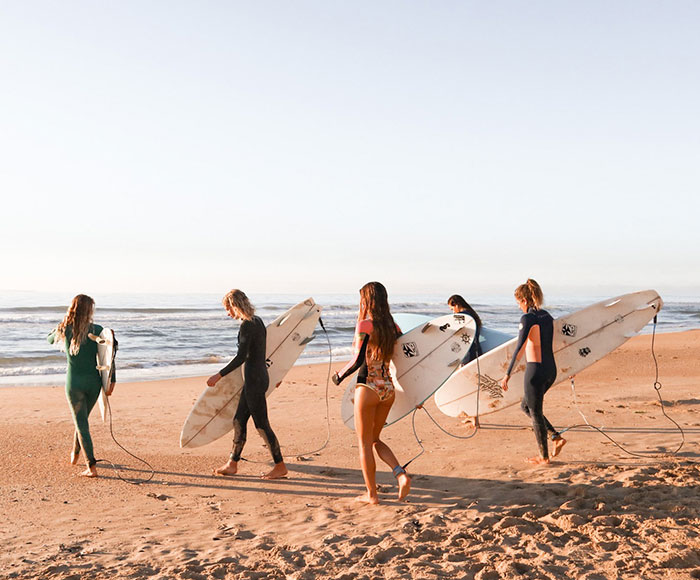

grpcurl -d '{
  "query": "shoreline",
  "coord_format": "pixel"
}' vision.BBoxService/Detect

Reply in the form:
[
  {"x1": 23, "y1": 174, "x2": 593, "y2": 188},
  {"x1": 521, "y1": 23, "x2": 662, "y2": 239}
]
[
  {"x1": 1, "y1": 326, "x2": 694, "y2": 389},
  {"x1": 1, "y1": 330, "x2": 699, "y2": 579}
]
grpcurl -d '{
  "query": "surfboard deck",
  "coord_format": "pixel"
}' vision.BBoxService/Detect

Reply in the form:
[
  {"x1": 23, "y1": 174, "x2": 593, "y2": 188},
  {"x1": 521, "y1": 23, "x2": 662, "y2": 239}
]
[
  {"x1": 340, "y1": 312, "x2": 477, "y2": 430},
  {"x1": 393, "y1": 313, "x2": 513, "y2": 354},
  {"x1": 95, "y1": 327, "x2": 116, "y2": 422},
  {"x1": 180, "y1": 298, "x2": 322, "y2": 448},
  {"x1": 434, "y1": 290, "x2": 663, "y2": 418}
]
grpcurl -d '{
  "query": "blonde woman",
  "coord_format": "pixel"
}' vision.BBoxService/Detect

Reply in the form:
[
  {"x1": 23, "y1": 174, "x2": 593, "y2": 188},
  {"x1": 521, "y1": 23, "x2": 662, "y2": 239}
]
[
  {"x1": 48, "y1": 294, "x2": 116, "y2": 478},
  {"x1": 207, "y1": 290, "x2": 287, "y2": 480},
  {"x1": 332, "y1": 282, "x2": 411, "y2": 505},
  {"x1": 501, "y1": 279, "x2": 566, "y2": 464}
]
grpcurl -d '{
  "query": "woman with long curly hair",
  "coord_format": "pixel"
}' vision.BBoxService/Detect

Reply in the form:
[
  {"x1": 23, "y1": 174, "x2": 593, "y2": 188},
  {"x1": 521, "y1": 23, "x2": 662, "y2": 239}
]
[
  {"x1": 501, "y1": 279, "x2": 566, "y2": 464},
  {"x1": 332, "y1": 282, "x2": 411, "y2": 504},
  {"x1": 48, "y1": 294, "x2": 116, "y2": 477},
  {"x1": 207, "y1": 289, "x2": 287, "y2": 480}
]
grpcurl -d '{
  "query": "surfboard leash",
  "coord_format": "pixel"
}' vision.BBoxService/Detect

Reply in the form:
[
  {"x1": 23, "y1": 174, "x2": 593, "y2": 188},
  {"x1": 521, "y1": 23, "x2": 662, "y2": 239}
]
[
  {"x1": 98, "y1": 392, "x2": 156, "y2": 484},
  {"x1": 559, "y1": 315, "x2": 686, "y2": 460},
  {"x1": 401, "y1": 351, "x2": 485, "y2": 470},
  {"x1": 241, "y1": 316, "x2": 333, "y2": 465}
]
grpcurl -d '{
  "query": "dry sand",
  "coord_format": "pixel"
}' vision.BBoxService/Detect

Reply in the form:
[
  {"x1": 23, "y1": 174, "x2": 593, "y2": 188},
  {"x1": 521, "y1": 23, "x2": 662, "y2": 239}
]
[{"x1": 1, "y1": 330, "x2": 699, "y2": 579}]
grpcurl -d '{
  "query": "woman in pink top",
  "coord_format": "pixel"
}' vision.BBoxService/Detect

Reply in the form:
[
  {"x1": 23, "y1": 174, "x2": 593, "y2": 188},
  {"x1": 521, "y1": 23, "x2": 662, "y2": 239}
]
[{"x1": 333, "y1": 282, "x2": 411, "y2": 505}]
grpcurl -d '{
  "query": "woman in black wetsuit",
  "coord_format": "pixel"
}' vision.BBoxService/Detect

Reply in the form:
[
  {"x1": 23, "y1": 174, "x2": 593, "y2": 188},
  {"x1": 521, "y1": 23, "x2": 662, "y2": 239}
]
[
  {"x1": 447, "y1": 294, "x2": 483, "y2": 365},
  {"x1": 206, "y1": 289, "x2": 287, "y2": 480},
  {"x1": 501, "y1": 279, "x2": 566, "y2": 464}
]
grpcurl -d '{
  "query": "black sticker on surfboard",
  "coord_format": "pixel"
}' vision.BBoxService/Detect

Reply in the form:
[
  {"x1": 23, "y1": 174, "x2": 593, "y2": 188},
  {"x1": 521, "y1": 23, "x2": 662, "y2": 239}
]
[
  {"x1": 579, "y1": 347, "x2": 591, "y2": 358},
  {"x1": 291, "y1": 332, "x2": 301, "y2": 342},
  {"x1": 454, "y1": 314, "x2": 465, "y2": 323},
  {"x1": 402, "y1": 342, "x2": 419, "y2": 358},
  {"x1": 450, "y1": 342, "x2": 461, "y2": 353},
  {"x1": 439, "y1": 323, "x2": 451, "y2": 332},
  {"x1": 479, "y1": 374, "x2": 503, "y2": 399},
  {"x1": 561, "y1": 323, "x2": 577, "y2": 337},
  {"x1": 265, "y1": 358, "x2": 273, "y2": 368},
  {"x1": 460, "y1": 333, "x2": 471, "y2": 344}
]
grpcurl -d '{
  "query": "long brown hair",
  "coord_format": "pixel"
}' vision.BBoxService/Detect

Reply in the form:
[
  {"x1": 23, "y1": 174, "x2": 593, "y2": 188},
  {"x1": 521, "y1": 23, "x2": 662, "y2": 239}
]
[
  {"x1": 55, "y1": 294, "x2": 95, "y2": 355},
  {"x1": 514, "y1": 279, "x2": 544, "y2": 310},
  {"x1": 358, "y1": 282, "x2": 398, "y2": 363},
  {"x1": 222, "y1": 289, "x2": 255, "y2": 321},
  {"x1": 447, "y1": 294, "x2": 482, "y2": 327}
]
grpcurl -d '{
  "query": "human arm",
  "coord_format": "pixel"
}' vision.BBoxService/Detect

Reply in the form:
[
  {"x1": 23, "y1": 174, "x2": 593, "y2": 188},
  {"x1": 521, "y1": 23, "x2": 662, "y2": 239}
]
[
  {"x1": 208, "y1": 321, "x2": 251, "y2": 387},
  {"x1": 502, "y1": 315, "x2": 532, "y2": 389},
  {"x1": 332, "y1": 320, "x2": 372, "y2": 385}
]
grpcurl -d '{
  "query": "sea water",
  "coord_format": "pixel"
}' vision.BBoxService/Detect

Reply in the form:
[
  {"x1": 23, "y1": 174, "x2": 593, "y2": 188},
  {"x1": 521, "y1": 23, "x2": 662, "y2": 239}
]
[{"x1": 1, "y1": 291, "x2": 698, "y2": 386}]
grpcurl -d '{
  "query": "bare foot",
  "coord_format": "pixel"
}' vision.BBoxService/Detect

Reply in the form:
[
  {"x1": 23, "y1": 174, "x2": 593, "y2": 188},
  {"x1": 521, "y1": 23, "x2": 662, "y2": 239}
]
[
  {"x1": 214, "y1": 459, "x2": 238, "y2": 476},
  {"x1": 70, "y1": 451, "x2": 79, "y2": 465},
  {"x1": 551, "y1": 437, "x2": 567, "y2": 458},
  {"x1": 80, "y1": 466, "x2": 97, "y2": 477},
  {"x1": 261, "y1": 462, "x2": 288, "y2": 480},
  {"x1": 397, "y1": 473, "x2": 412, "y2": 500},
  {"x1": 354, "y1": 493, "x2": 379, "y2": 505},
  {"x1": 525, "y1": 456, "x2": 551, "y2": 465}
]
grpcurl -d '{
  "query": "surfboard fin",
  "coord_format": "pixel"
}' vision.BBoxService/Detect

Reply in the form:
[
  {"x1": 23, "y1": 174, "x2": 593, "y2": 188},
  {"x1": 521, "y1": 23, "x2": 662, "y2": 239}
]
[
  {"x1": 421, "y1": 323, "x2": 431, "y2": 333},
  {"x1": 605, "y1": 299, "x2": 622, "y2": 308},
  {"x1": 447, "y1": 359, "x2": 461, "y2": 367},
  {"x1": 299, "y1": 335, "x2": 315, "y2": 346}
]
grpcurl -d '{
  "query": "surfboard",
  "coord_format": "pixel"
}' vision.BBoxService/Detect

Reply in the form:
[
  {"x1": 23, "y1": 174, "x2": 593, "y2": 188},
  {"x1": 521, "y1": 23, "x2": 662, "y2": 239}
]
[
  {"x1": 393, "y1": 313, "x2": 513, "y2": 354},
  {"x1": 180, "y1": 298, "x2": 322, "y2": 448},
  {"x1": 340, "y1": 312, "x2": 477, "y2": 430},
  {"x1": 95, "y1": 327, "x2": 116, "y2": 422},
  {"x1": 434, "y1": 290, "x2": 663, "y2": 419}
]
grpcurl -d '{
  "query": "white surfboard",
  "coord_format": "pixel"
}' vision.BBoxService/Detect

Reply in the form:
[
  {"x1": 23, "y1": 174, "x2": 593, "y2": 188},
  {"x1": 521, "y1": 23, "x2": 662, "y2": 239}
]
[
  {"x1": 340, "y1": 312, "x2": 477, "y2": 430},
  {"x1": 180, "y1": 298, "x2": 322, "y2": 448},
  {"x1": 434, "y1": 290, "x2": 663, "y2": 419},
  {"x1": 95, "y1": 327, "x2": 116, "y2": 422},
  {"x1": 393, "y1": 313, "x2": 513, "y2": 354}
]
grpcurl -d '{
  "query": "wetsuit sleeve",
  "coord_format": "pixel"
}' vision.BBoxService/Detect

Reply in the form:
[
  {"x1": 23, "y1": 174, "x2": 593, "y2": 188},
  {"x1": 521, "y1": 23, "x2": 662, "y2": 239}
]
[
  {"x1": 219, "y1": 321, "x2": 251, "y2": 377},
  {"x1": 506, "y1": 315, "x2": 533, "y2": 376},
  {"x1": 111, "y1": 334, "x2": 118, "y2": 383},
  {"x1": 336, "y1": 333, "x2": 369, "y2": 384}
]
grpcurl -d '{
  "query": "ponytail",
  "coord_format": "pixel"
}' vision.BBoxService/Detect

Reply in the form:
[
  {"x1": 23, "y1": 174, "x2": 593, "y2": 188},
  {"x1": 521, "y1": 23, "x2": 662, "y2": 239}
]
[{"x1": 514, "y1": 278, "x2": 544, "y2": 310}]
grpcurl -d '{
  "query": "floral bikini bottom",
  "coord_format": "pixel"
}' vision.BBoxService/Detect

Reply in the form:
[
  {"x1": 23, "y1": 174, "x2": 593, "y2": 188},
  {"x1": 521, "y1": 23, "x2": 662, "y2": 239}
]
[{"x1": 356, "y1": 362, "x2": 395, "y2": 402}]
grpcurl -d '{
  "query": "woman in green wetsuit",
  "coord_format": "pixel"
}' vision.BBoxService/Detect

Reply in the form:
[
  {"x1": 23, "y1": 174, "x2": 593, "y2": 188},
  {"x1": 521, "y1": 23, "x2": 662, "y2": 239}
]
[{"x1": 48, "y1": 294, "x2": 116, "y2": 478}]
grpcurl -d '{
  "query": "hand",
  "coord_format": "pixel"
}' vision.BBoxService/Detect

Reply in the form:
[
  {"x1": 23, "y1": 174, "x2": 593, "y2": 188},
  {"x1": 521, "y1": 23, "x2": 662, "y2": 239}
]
[
  {"x1": 501, "y1": 375, "x2": 509, "y2": 391},
  {"x1": 331, "y1": 372, "x2": 340, "y2": 386},
  {"x1": 106, "y1": 382, "x2": 116, "y2": 396},
  {"x1": 207, "y1": 373, "x2": 222, "y2": 387}
]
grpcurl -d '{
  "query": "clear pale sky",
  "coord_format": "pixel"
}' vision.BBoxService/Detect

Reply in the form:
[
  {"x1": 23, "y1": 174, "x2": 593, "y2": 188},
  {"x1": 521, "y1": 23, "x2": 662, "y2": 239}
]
[{"x1": 1, "y1": 1, "x2": 698, "y2": 298}]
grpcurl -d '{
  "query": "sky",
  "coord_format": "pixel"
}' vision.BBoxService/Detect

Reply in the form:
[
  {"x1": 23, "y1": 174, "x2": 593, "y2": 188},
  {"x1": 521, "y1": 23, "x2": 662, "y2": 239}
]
[{"x1": 1, "y1": 1, "x2": 698, "y2": 299}]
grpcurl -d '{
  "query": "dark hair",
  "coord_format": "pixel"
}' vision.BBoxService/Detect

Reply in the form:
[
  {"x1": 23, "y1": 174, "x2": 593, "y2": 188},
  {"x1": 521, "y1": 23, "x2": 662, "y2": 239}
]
[
  {"x1": 359, "y1": 282, "x2": 399, "y2": 363},
  {"x1": 514, "y1": 279, "x2": 544, "y2": 310},
  {"x1": 447, "y1": 294, "x2": 482, "y2": 327}
]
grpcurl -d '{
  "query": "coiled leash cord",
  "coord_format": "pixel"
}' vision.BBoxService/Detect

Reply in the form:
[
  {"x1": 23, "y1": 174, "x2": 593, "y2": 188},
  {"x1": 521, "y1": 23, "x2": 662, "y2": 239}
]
[
  {"x1": 97, "y1": 391, "x2": 155, "y2": 484},
  {"x1": 559, "y1": 315, "x2": 685, "y2": 459}
]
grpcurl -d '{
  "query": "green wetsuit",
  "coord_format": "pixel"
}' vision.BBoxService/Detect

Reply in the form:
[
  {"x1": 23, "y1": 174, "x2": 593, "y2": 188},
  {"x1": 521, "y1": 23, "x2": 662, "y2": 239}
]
[{"x1": 48, "y1": 324, "x2": 116, "y2": 467}]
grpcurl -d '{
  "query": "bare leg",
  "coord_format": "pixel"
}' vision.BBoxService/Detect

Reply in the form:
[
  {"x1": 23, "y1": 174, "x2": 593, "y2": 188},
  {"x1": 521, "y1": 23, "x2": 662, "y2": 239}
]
[
  {"x1": 371, "y1": 393, "x2": 411, "y2": 501},
  {"x1": 354, "y1": 387, "x2": 380, "y2": 505}
]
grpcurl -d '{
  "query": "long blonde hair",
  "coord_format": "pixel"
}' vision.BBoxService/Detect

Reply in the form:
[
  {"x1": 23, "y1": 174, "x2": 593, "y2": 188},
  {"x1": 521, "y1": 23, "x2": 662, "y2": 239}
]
[
  {"x1": 222, "y1": 289, "x2": 255, "y2": 321},
  {"x1": 55, "y1": 294, "x2": 95, "y2": 355},
  {"x1": 514, "y1": 279, "x2": 544, "y2": 310},
  {"x1": 358, "y1": 282, "x2": 398, "y2": 363}
]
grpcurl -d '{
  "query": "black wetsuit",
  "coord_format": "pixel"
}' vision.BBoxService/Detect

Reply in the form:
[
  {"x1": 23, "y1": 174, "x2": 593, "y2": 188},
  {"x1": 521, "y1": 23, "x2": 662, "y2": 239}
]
[
  {"x1": 506, "y1": 308, "x2": 559, "y2": 459},
  {"x1": 220, "y1": 316, "x2": 282, "y2": 464},
  {"x1": 457, "y1": 310, "x2": 482, "y2": 365}
]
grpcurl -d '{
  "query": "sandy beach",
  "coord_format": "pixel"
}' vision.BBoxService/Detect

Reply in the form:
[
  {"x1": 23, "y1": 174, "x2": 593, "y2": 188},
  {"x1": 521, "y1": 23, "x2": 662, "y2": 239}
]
[{"x1": 1, "y1": 330, "x2": 699, "y2": 579}]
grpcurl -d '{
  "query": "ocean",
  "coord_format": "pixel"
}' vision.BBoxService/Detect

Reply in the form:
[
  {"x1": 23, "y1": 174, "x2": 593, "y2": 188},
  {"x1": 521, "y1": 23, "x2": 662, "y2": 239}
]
[{"x1": 1, "y1": 291, "x2": 698, "y2": 386}]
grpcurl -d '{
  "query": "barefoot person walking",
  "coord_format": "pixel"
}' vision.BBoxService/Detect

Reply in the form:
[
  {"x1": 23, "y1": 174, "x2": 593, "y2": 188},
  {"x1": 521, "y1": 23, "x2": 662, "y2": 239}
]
[
  {"x1": 501, "y1": 279, "x2": 566, "y2": 464},
  {"x1": 48, "y1": 294, "x2": 116, "y2": 478},
  {"x1": 207, "y1": 290, "x2": 287, "y2": 480},
  {"x1": 332, "y1": 282, "x2": 411, "y2": 504}
]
